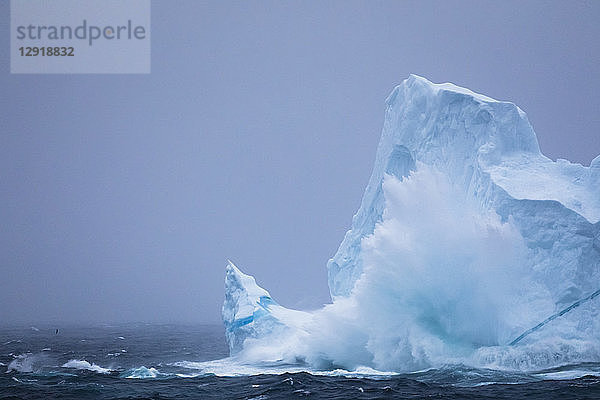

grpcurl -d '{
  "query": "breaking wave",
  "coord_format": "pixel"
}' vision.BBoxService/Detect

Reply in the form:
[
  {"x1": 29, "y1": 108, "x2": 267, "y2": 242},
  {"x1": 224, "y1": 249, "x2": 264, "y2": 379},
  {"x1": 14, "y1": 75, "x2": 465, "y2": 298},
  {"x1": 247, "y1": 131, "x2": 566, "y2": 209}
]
[
  {"x1": 225, "y1": 164, "x2": 600, "y2": 372},
  {"x1": 120, "y1": 366, "x2": 165, "y2": 379},
  {"x1": 61, "y1": 360, "x2": 113, "y2": 374}
]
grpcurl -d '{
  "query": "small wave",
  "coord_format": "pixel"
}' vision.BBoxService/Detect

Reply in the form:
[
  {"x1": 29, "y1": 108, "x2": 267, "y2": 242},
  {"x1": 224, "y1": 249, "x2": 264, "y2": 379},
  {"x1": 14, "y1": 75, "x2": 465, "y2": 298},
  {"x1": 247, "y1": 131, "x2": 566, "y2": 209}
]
[
  {"x1": 173, "y1": 359, "x2": 307, "y2": 377},
  {"x1": 293, "y1": 389, "x2": 311, "y2": 395},
  {"x1": 121, "y1": 366, "x2": 166, "y2": 379},
  {"x1": 320, "y1": 366, "x2": 398, "y2": 378},
  {"x1": 472, "y1": 381, "x2": 522, "y2": 387},
  {"x1": 175, "y1": 373, "x2": 203, "y2": 378},
  {"x1": 535, "y1": 369, "x2": 600, "y2": 380},
  {"x1": 11, "y1": 376, "x2": 38, "y2": 384},
  {"x1": 61, "y1": 360, "x2": 112, "y2": 374},
  {"x1": 173, "y1": 358, "x2": 398, "y2": 379},
  {"x1": 7, "y1": 353, "x2": 37, "y2": 373}
]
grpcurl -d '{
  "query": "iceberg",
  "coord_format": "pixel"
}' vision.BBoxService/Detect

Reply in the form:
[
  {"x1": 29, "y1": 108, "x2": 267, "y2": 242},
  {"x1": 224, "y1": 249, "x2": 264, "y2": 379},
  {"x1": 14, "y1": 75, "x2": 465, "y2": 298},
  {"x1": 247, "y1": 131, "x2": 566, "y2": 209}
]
[{"x1": 222, "y1": 75, "x2": 600, "y2": 371}]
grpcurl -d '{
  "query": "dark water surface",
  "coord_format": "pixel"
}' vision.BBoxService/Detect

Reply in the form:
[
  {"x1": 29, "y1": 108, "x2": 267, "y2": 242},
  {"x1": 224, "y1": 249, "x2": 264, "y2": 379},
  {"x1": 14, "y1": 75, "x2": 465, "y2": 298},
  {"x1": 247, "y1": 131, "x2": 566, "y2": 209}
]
[{"x1": 1, "y1": 324, "x2": 599, "y2": 399}]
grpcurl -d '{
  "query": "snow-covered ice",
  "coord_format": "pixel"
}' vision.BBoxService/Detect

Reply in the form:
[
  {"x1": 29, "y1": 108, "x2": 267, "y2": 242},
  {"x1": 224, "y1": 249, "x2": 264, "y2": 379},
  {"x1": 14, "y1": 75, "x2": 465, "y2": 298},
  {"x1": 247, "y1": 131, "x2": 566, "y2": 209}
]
[{"x1": 222, "y1": 75, "x2": 600, "y2": 372}]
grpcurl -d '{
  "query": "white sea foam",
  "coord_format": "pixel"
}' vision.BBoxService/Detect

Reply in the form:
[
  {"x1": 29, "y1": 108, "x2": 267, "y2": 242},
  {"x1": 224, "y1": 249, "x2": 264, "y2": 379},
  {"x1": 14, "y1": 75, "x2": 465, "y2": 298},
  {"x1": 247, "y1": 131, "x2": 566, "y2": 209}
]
[
  {"x1": 61, "y1": 360, "x2": 112, "y2": 374},
  {"x1": 173, "y1": 358, "x2": 398, "y2": 379},
  {"x1": 223, "y1": 166, "x2": 545, "y2": 371},
  {"x1": 121, "y1": 366, "x2": 164, "y2": 379},
  {"x1": 7, "y1": 353, "x2": 38, "y2": 373},
  {"x1": 535, "y1": 370, "x2": 598, "y2": 380}
]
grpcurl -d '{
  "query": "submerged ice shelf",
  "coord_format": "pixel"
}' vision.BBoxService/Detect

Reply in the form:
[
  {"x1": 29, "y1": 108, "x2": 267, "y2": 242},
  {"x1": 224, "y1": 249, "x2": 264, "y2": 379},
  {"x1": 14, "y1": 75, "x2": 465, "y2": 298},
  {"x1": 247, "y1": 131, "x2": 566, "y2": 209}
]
[{"x1": 222, "y1": 75, "x2": 600, "y2": 372}]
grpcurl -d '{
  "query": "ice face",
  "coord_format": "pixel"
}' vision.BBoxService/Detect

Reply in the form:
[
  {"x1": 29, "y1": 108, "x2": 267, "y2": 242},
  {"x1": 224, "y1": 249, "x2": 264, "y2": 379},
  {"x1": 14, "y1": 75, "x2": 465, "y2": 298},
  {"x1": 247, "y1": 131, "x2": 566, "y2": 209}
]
[
  {"x1": 222, "y1": 75, "x2": 600, "y2": 371},
  {"x1": 223, "y1": 261, "x2": 311, "y2": 356},
  {"x1": 332, "y1": 74, "x2": 552, "y2": 298},
  {"x1": 222, "y1": 261, "x2": 275, "y2": 354}
]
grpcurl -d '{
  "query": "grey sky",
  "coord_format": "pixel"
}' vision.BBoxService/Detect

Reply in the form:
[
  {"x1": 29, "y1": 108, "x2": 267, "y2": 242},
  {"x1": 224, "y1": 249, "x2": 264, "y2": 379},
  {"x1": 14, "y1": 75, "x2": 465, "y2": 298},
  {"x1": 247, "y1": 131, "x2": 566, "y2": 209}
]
[{"x1": 1, "y1": 0, "x2": 599, "y2": 324}]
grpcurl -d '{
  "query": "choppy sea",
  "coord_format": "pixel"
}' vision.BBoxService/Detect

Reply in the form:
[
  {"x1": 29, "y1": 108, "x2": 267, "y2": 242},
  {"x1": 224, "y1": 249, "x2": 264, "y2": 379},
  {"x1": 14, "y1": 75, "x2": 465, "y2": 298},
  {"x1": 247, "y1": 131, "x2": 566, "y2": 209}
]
[{"x1": 1, "y1": 324, "x2": 599, "y2": 399}]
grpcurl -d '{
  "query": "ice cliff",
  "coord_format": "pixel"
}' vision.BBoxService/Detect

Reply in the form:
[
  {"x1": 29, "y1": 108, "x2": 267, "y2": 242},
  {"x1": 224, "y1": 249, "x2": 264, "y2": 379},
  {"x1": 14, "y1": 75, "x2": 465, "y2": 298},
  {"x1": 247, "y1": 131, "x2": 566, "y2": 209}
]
[{"x1": 222, "y1": 75, "x2": 600, "y2": 371}]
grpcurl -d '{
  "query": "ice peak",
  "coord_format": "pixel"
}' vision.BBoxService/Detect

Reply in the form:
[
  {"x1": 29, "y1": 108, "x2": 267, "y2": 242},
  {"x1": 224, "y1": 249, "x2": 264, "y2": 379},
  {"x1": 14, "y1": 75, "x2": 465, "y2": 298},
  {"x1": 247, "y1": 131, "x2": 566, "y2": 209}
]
[
  {"x1": 223, "y1": 261, "x2": 279, "y2": 353},
  {"x1": 401, "y1": 74, "x2": 500, "y2": 104},
  {"x1": 328, "y1": 74, "x2": 543, "y2": 298},
  {"x1": 224, "y1": 260, "x2": 272, "y2": 310},
  {"x1": 226, "y1": 260, "x2": 268, "y2": 294}
]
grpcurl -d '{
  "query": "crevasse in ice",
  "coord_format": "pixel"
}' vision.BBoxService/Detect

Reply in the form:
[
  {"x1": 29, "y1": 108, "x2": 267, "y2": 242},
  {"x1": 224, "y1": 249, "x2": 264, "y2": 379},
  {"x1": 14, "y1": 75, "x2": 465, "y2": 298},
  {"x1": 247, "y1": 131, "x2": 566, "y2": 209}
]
[{"x1": 222, "y1": 75, "x2": 600, "y2": 371}]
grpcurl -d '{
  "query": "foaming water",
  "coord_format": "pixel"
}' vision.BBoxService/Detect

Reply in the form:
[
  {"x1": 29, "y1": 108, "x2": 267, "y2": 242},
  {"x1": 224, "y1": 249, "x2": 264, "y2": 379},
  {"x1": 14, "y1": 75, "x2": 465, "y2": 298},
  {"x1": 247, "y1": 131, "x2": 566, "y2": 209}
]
[
  {"x1": 336, "y1": 166, "x2": 533, "y2": 370},
  {"x1": 62, "y1": 360, "x2": 113, "y2": 374},
  {"x1": 225, "y1": 165, "x2": 599, "y2": 373},
  {"x1": 225, "y1": 163, "x2": 600, "y2": 377},
  {"x1": 120, "y1": 366, "x2": 165, "y2": 379},
  {"x1": 1, "y1": 324, "x2": 598, "y2": 399}
]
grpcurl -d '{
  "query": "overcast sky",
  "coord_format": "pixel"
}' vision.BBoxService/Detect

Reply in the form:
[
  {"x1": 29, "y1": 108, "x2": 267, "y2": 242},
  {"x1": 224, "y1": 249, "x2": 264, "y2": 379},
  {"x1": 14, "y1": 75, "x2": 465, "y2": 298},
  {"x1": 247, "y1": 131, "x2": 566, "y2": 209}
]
[{"x1": 1, "y1": 0, "x2": 599, "y2": 324}]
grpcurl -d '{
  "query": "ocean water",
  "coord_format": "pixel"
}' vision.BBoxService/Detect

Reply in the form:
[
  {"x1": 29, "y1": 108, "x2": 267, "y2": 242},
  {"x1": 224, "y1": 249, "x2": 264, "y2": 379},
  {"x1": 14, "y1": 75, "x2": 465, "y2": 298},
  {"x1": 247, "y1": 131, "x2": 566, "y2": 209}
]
[{"x1": 1, "y1": 324, "x2": 599, "y2": 400}]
